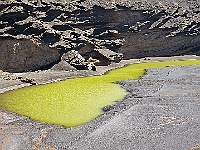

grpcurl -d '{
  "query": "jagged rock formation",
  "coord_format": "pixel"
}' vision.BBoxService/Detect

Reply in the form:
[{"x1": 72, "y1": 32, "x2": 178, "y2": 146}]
[
  {"x1": 61, "y1": 50, "x2": 87, "y2": 70},
  {"x1": 0, "y1": 0, "x2": 199, "y2": 72},
  {"x1": 79, "y1": 47, "x2": 123, "y2": 66}
]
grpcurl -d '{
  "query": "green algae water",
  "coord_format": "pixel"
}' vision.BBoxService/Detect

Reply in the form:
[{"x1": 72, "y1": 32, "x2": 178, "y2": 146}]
[{"x1": 0, "y1": 60, "x2": 200, "y2": 127}]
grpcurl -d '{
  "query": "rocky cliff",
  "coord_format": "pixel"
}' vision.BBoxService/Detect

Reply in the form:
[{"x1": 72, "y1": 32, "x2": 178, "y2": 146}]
[{"x1": 0, "y1": 0, "x2": 199, "y2": 72}]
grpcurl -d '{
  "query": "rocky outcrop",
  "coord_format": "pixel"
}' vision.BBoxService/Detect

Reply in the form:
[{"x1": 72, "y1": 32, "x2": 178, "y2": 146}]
[
  {"x1": 93, "y1": 48, "x2": 123, "y2": 65},
  {"x1": 51, "y1": 60, "x2": 77, "y2": 71},
  {"x1": 79, "y1": 46, "x2": 123, "y2": 66},
  {"x1": 61, "y1": 50, "x2": 87, "y2": 70},
  {"x1": 0, "y1": 39, "x2": 60, "y2": 72},
  {"x1": 119, "y1": 29, "x2": 200, "y2": 59},
  {"x1": 0, "y1": 0, "x2": 199, "y2": 71}
]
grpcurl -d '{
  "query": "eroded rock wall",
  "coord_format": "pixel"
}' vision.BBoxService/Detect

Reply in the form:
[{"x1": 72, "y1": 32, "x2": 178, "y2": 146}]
[
  {"x1": 0, "y1": 0, "x2": 199, "y2": 71},
  {"x1": 0, "y1": 39, "x2": 60, "y2": 72},
  {"x1": 119, "y1": 29, "x2": 200, "y2": 59}
]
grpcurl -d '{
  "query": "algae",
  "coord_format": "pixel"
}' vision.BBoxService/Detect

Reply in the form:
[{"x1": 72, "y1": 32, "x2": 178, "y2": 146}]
[{"x1": 0, "y1": 60, "x2": 200, "y2": 127}]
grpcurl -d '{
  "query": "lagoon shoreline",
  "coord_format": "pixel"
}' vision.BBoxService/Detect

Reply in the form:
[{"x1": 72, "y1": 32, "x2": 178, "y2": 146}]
[{"x1": 1, "y1": 55, "x2": 200, "y2": 94}]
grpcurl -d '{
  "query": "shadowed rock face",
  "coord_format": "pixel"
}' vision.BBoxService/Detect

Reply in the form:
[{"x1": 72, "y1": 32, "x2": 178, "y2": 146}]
[{"x1": 0, "y1": 0, "x2": 200, "y2": 71}]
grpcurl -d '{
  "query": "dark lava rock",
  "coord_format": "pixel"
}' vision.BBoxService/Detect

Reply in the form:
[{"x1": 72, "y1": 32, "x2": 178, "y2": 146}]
[{"x1": 0, "y1": 0, "x2": 199, "y2": 72}]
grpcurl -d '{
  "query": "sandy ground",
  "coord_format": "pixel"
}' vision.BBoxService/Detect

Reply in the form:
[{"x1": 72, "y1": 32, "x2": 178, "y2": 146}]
[{"x1": 0, "y1": 55, "x2": 200, "y2": 150}]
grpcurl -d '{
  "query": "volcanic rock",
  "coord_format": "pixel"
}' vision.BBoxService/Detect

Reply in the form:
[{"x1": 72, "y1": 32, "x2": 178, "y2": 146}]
[{"x1": 0, "y1": 0, "x2": 199, "y2": 71}]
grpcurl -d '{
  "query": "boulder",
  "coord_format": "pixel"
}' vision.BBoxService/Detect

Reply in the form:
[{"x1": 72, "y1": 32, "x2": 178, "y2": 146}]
[
  {"x1": 79, "y1": 46, "x2": 123, "y2": 66},
  {"x1": 93, "y1": 48, "x2": 123, "y2": 64},
  {"x1": 51, "y1": 60, "x2": 77, "y2": 71},
  {"x1": 0, "y1": 39, "x2": 60, "y2": 72},
  {"x1": 61, "y1": 50, "x2": 87, "y2": 70}
]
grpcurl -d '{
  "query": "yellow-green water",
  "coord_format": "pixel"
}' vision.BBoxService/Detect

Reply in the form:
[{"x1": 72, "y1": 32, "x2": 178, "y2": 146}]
[{"x1": 0, "y1": 60, "x2": 200, "y2": 127}]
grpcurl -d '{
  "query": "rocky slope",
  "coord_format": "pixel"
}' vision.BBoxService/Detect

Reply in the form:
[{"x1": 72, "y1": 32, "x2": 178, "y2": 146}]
[{"x1": 0, "y1": 0, "x2": 200, "y2": 72}]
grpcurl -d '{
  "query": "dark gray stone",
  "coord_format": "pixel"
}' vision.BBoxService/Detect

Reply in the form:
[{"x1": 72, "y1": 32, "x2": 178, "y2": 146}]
[{"x1": 51, "y1": 60, "x2": 77, "y2": 71}]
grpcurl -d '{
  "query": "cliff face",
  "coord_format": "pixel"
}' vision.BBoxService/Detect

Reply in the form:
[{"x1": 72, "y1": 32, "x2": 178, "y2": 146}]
[
  {"x1": 0, "y1": 39, "x2": 60, "y2": 72},
  {"x1": 0, "y1": 0, "x2": 199, "y2": 72}
]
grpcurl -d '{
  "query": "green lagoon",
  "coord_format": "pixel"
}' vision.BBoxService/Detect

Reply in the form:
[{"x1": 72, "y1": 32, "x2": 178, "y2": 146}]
[{"x1": 0, "y1": 60, "x2": 200, "y2": 127}]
